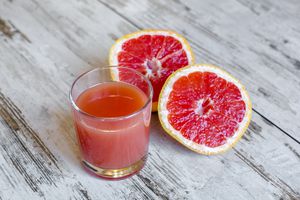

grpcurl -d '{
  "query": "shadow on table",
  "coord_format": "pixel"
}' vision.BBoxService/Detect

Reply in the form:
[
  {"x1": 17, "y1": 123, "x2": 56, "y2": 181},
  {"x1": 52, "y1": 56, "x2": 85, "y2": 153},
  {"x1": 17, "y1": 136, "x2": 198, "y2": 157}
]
[
  {"x1": 150, "y1": 113, "x2": 199, "y2": 155},
  {"x1": 53, "y1": 109, "x2": 83, "y2": 172}
]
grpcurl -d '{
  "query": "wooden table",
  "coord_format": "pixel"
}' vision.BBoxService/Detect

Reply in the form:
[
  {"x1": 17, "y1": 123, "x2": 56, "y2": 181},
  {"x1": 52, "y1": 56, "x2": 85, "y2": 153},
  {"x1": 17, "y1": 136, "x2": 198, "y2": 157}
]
[{"x1": 0, "y1": 0, "x2": 299, "y2": 199}]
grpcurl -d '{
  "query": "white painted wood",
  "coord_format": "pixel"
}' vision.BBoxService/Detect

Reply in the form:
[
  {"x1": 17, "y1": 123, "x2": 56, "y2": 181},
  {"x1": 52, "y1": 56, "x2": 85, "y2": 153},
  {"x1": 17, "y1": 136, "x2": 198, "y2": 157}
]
[
  {"x1": 99, "y1": 0, "x2": 300, "y2": 142},
  {"x1": 0, "y1": 0, "x2": 299, "y2": 199}
]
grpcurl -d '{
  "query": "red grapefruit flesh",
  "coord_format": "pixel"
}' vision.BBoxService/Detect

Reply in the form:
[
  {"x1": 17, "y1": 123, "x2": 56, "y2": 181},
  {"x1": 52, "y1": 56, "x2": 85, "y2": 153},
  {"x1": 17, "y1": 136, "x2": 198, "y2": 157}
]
[
  {"x1": 158, "y1": 64, "x2": 252, "y2": 155},
  {"x1": 109, "y1": 30, "x2": 194, "y2": 111}
]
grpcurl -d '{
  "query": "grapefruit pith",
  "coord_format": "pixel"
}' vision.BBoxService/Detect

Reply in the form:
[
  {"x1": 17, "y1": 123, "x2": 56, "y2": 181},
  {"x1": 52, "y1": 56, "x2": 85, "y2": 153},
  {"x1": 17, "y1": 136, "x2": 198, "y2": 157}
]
[
  {"x1": 158, "y1": 64, "x2": 252, "y2": 155},
  {"x1": 109, "y1": 30, "x2": 194, "y2": 111}
]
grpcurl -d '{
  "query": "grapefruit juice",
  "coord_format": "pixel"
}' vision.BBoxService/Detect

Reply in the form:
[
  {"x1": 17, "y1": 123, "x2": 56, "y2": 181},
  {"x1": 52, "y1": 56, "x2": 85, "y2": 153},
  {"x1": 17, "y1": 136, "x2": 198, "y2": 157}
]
[
  {"x1": 74, "y1": 82, "x2": 149, "y2": 170},
  {"x1": 70, "y1": 67, "x2": 152, "y2": 179}
]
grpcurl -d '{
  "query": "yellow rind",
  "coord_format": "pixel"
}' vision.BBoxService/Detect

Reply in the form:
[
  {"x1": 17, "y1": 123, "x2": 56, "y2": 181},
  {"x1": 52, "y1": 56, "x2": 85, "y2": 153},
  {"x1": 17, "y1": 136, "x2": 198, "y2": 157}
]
[
  {"x1": 158, "y1": 64, "x2": 252, "y2": 155},
  {"x1": 108, "y1": 29, "x2": 195, "y2": 112}
]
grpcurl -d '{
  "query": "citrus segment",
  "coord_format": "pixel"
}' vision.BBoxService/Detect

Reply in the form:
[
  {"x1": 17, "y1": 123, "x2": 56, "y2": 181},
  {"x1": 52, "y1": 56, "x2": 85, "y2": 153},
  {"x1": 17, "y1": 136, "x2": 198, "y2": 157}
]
[
  {"x1": 158, "y1": 64, "x2": 252, "y2": 155},
  {"x1": 109, "y1": 30, "x2": 194, "y2": 111}
]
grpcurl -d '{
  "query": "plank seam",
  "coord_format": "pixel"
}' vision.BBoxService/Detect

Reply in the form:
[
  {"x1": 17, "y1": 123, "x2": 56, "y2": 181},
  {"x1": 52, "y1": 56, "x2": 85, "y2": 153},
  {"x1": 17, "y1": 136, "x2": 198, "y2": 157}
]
[
  {"x1": 97, "y1": 0, "x2": 299, "y2": 145},
  {"x1": 252, "y1": 108, "x2": 300, "y2": 145},
  {"x1": 97, "y1": 0, "x2": 142, "y2": 30}
]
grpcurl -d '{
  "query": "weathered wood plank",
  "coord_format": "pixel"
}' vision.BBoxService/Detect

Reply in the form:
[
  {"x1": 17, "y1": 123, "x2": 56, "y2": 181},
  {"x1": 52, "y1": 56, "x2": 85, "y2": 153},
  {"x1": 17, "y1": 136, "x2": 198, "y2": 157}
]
[
  {"x1": 0, "y1": 92, "x2": 97, "y2": 199},
  {"x1": 98, "y1": 0, "x2": 300, "y2": 142},
  {"x1": 0, "y1": 0, "x2": 299, "y2": 199}
]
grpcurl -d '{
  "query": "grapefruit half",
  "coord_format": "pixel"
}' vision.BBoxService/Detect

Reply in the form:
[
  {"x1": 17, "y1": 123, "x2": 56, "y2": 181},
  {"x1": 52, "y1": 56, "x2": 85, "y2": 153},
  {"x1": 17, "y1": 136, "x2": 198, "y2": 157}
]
[
  {"x1": 158, "y1": 64, "x2": 252, "y2": 155},
  {"x1": 109, "y1": 30, "x2": 194, "y2": 111}
]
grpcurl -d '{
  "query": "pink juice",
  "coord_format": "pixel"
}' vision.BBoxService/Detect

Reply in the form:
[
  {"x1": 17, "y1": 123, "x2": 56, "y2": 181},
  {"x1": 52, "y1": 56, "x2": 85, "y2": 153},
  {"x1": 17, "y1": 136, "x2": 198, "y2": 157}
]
[{"x1": 73, "y1": 82, "x2": 150, "y2": 170}]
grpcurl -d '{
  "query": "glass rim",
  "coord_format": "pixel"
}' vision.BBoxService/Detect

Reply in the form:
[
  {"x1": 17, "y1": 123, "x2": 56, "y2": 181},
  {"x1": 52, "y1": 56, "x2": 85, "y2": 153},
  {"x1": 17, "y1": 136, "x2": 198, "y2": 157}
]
[{"x1": 69, "y1": 66, "x2": 153, "y2": 121}]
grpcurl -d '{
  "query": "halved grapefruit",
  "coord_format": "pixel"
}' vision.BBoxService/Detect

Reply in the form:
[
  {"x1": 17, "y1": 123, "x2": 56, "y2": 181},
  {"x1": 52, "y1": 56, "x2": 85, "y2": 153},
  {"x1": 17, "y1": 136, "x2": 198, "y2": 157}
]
[
  {"x1": 158, "y1": 64, "x2": 252, "y2": 155},
  {"x1": 109, "y1": 30, "x2": 194, "y2": 111}
]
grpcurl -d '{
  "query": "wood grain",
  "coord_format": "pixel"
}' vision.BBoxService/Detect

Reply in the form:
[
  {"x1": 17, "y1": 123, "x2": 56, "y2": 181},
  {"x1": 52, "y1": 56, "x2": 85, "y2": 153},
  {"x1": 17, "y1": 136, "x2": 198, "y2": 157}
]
[
  {"x1": 98, "y1": 0, "x2": 300, "y2": 142},
  {"x1": 0, "y1": 0, "x2": 299, "y2": 199}
]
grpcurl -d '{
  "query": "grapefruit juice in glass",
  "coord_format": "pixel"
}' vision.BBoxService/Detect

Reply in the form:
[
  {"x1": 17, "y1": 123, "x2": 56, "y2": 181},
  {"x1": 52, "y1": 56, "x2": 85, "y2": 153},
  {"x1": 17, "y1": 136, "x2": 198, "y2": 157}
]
[{"x1": 69, "y1": 67, "x2": 153, "y2": 179}]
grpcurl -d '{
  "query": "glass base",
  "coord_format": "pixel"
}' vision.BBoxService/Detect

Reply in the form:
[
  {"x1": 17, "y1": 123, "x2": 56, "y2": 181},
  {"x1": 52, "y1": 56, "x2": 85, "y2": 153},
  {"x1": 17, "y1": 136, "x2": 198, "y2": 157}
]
[{"x1": 82, "y1": 155, "x2": 147, "y2": 179}]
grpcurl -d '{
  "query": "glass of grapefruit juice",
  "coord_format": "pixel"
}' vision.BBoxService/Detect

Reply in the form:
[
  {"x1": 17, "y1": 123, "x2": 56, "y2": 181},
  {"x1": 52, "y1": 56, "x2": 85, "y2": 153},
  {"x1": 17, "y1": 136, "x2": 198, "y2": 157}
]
[{"x1": 69, "y1": 67, "x2": 153, "y2": 179}]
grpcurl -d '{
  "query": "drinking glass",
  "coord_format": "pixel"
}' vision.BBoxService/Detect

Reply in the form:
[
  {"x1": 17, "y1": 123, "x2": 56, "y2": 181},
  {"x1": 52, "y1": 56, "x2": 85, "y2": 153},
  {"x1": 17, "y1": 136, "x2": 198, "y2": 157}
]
[{"x1": 69, "y1": 67, "x2": 153, "y2": 179}]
